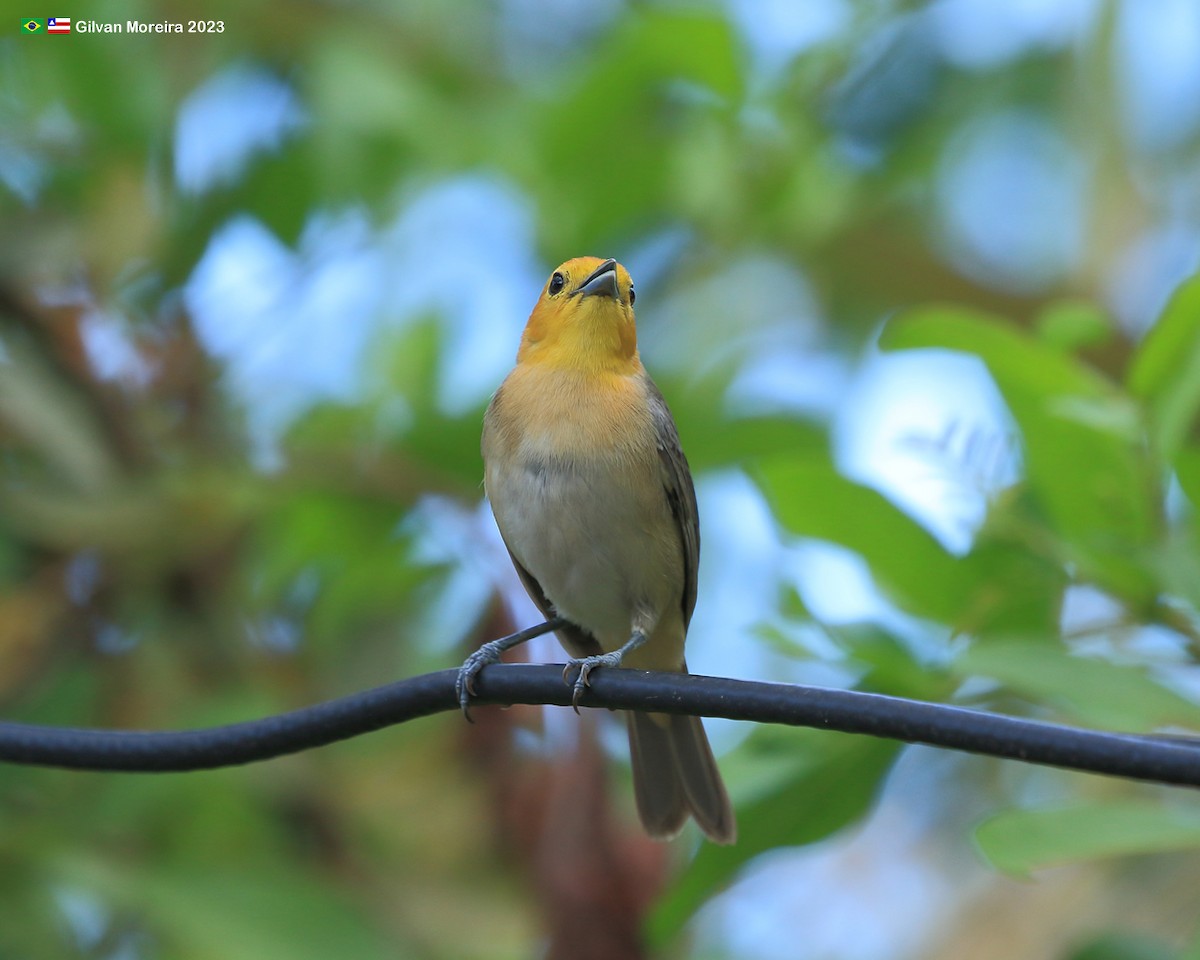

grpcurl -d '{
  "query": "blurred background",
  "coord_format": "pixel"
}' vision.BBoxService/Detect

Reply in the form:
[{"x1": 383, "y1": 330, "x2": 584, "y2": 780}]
[{"x1": 3, "y1": 0, "x2": 1200, "y2": 957}]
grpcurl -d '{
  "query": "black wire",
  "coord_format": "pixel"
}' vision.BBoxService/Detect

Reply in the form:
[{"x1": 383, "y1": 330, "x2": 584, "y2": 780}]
[
  {"x1": 0, "y1": 618, "x2": 566, "y2": 772},
  {"x1": 2, "y1": 642, "x2": 1200, "y2": 787},
  {"x1": 0, "y1": 670, "x2": 452, "y2": 771}
]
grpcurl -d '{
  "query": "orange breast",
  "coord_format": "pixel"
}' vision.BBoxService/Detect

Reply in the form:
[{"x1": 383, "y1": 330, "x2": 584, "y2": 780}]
[{"x1": 486, "y1": 363, "x2": 656, "y2": 464}]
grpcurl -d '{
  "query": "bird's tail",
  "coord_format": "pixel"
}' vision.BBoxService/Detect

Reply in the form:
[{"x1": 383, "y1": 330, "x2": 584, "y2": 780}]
[{"x1": 627, "y1": 710, "x2": 736, "y2": 844}]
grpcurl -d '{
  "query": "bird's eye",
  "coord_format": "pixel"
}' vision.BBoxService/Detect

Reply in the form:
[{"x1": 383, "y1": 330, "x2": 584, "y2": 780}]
[
  {"x1": 548, "y1": 272, "x2": 565, "y2": 295},
  {"x1": 628, "y1": 286, "x2": 636, "y2": 305}
]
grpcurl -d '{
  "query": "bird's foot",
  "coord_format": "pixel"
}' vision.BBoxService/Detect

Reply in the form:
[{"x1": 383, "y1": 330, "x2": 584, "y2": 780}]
[
  {"x1": 456, "y1": 639, "x2": 510, "y2": 721},
  {"x1": 455, "y1": 618, "x2": 567, "y2": 721},
  {"x1": 562, "y1": 630, "x2": 647, "y2": 713},
  {"x1": 456, "y1": 643, "x2": 499, "y2": 720},
  {"x1": 562, "y1": 651, "x2": 625, "y2": 712}
]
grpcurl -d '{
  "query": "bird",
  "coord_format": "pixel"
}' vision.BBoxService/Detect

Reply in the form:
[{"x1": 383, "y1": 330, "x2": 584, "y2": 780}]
[{"x1": 457, "y1": 256, "x2": 736, "y2": 844}]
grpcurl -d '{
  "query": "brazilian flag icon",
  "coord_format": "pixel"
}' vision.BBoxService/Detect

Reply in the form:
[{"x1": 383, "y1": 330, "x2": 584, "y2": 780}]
[{"x1": 22, "y1": 18, "x2": 43, "y2": 33}]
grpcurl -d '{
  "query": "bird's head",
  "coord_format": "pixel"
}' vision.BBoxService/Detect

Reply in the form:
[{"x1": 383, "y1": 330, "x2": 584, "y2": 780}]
[{"x1": 517, "y1": 257, "x2": 639, "y2": 374}]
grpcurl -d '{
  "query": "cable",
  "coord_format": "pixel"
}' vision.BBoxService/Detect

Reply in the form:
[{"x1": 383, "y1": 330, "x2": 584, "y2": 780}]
[{"x1": 1, "y1": 654, "x2": 1199, "y2": 787}]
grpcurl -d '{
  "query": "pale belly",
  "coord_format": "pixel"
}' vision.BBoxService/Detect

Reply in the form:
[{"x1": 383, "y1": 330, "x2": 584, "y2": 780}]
[{"x1": 485, "y1": 453, "x2": 684, "y2": 666}]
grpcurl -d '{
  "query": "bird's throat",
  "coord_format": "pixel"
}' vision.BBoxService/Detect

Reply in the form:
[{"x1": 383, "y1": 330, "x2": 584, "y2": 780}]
[{"x1": 517, "y1": 305, "x2": 638, "y2": 376}]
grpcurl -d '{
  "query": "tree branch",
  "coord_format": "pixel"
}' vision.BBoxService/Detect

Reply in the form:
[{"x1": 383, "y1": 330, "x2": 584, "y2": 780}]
[{"x1": 2, "y1": 646, "x2": 1199, "y2": 788}]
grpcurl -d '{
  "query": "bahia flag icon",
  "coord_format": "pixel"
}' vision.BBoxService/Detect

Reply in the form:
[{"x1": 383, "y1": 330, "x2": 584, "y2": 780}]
[
  {"x1": 21, "y1": 18, "x2": 44, "y2": 33},
  {"x1": 46, "y1": 16, "x2": 69, "y2": 32}
]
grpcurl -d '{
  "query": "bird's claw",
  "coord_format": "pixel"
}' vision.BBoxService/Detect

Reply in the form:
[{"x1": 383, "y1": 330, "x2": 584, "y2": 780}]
[
  {"x1": 456, "y1": 644, "x2": 504, "y2": 722},
  {"x1": 456, "y1": 619, "x2": 566, "y2": 721},
  {"x1": 562, "y1": 652, "x2": 624, "y2": 714}
]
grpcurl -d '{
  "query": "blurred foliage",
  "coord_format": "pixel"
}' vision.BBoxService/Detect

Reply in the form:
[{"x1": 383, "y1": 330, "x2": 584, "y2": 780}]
[{"x1": 4, "y1": 0, "x2": 1200, "y2": 958}]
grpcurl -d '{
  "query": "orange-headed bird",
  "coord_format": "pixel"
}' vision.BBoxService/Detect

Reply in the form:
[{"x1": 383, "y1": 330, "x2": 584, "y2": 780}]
[{"x1": 459, "y1": 257, "x2": 735, "y2": 844}]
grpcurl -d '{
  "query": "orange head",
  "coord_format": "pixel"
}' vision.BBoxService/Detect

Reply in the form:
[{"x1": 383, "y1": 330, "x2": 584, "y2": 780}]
[{"x1": 516, "y1": 257, "x2": 639, "y2": 374}]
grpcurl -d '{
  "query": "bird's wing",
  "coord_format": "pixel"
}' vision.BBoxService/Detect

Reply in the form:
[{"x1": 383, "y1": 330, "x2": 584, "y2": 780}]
[
  {"x1": 646, "y1": 377, "x2": 700, "y2": 630},
  {"x1": 503, "y1": 544, "x2": 604, "y2": 660}
]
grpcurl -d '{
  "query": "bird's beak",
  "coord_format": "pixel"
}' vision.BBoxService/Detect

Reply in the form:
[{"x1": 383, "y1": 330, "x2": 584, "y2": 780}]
[{"x1": 577, "y1": 258, "x2": 619, "y2": 300}]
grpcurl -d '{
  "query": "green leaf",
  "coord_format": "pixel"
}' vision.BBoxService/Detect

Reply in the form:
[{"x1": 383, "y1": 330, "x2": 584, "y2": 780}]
[
  {"x1": 1129, "y1": 274, "x2": 1200, "y2": 461},
  {"x1": 976, "y1": 801, "x2": 1200, "y2": 876},
  {"x1": 676, "y1": 407, "x2": 825, "y2": 470},
  {"x1": 1183, "y1": 927, "x2": 1200, "y2": 960},
  {"x1": 882, "y1": 307, "x2": 1159, "y2": 602},
  {"x1": 957, "y1": 642, "x2": 1200, "y2": 731},
  {"x1": 60, "y1": 858, "x2": 396, "y2": 960},
  {"x1": 1177, "y1": 445, "x2": 1200, "y2": 508},
  {"x1": 1158, "y1": 528, "x2": 1200, "y2": 617},
  {"x1": 649, "y1": 730, "x2": 896, "y2": 945},
  {"x1": 1036, "y1": 299, "x2": 1112, "y2": 353},
  {"x1": 0, "y1": 863, "x2": 60, "y2": 960},
  {"x1": 756, "y1": 455, "x2": 975, "y2": 621},
  {"x1": 308, "y1": 317, "x2": 488, "y2": 489},
  {"x1": 837, "y1": 624, "x2": 956, "y2": 701},
  {"x1": 1068, "y1": 933, "x2": 1177, "y2": 960},
  {"x1": 254, "y1": 488, "x2": 431, "y2": 643},
  {"x1": 959, "y1": 524, "x2": 1068, "y2": 639},
  {"x1": 529, "y1": 9, "x2": 742, "y2": 250},
  {"x1": 881, "y1": 306, "x2": 1117, "y2": 400},
  {"x1": 655, "y1": 364, "x2": 826, "y2": 470}
]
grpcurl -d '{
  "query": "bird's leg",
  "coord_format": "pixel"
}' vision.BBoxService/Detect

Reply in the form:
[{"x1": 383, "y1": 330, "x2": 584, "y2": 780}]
[
  {"x1": 563, "y1": 629, "x2": 648, "y2": 712},
  {"x1": 457, "y1": 617, "x2": 565, "y2": 720}
]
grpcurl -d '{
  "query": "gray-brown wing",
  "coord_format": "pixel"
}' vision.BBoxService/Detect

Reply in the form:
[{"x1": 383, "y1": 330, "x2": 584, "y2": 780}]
[
  {"x1": 646, "y1": 377, "x2": 700, "y2": 630},
  {"x1": 502, "y1": 545, "x2": 604, "y2": 660}
]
